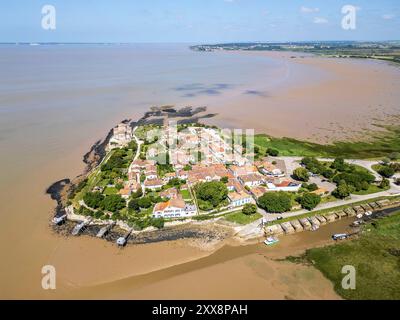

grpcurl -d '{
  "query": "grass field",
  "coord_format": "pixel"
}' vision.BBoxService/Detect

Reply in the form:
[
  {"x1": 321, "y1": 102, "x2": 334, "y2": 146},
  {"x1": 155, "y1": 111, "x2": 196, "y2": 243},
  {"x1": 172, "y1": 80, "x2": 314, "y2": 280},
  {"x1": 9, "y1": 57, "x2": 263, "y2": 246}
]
[
  {"x1": 352, "y1": 184, "x2": 388, "y2": 195},
  {"x1": 303, "y1": 211, "x2": 400, "y2": 300},
  {"x1": 224, "y1": 211, "x2": 262, "y2": 225},
  {"x1": 180, "y1": 189, "x2": 192, "y2": 200},
  {"x1": 253, "y1": 124, "x2": 400, "y2": 159}
]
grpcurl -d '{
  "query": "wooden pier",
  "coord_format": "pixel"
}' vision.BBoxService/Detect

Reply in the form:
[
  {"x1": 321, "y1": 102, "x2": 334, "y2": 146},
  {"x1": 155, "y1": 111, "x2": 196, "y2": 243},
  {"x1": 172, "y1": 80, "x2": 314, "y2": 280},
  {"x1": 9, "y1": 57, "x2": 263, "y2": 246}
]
[
  {"x1": 71, "y1": 218, "x2": 92, "y2": 236},
  {"x1": 96, "y1": 222, "x2": 116, "y2": 238}
]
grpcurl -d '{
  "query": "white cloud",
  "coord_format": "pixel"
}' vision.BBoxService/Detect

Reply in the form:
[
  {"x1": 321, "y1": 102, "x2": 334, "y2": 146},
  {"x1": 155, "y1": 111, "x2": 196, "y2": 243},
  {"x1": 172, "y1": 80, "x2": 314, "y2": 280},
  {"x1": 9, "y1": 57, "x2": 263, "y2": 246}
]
[
  {"x1": 313, "y1": 17, "x2": 328, "y2": 24},
  {"x1": 301, "y1": 6, "x2": 320, "y2": 13},
  {"x1": 382, "y1": 14, "x2": 395, "y2": 20}
]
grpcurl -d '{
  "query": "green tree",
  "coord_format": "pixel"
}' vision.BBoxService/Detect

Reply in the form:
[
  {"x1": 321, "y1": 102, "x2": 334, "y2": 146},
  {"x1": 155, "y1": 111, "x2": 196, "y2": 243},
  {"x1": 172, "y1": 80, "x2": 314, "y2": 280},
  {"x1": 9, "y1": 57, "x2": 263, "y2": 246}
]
[
  {"x1": 293, "y1": 167, "x2": 310, "y2": 182},
  {"x1": 115, "y1": 183, "x2": 124, "y2": 191},
  {"x1": 266, "y1": 148, "x2": 279, "y2": 157},
  {"x1": 150, "y1": 217, "x2": 165, "y2": 229},
  {"x1": 332, "y1": 180, "x2": 352, "y2": 199},
  {"x1": 322, "y1": 168, "x2": 335, "y2": 179},
  {"x1": 378, "y1": 166, "x2": 395, "y2": 178},
  {"x1": 242, "y1": 203, "x2": 257, "y2": 215},
  {"x1": 128, "y1": 199, "x2": 140, "y2": 212},
  {"x1": 130, "y1": 187, "x2": 143, "y2": 199},
  {"x1": 258, "y1": 192, "x2": 292, "y2": 213},
  {"x1": 306, "y1": 183, "x2": 318, "y2": 192},
  {"x1": 331, "y1": 157, "x2": 347, "y2": 171},
  {"x1": 196, "y1": 181, "x2": 228, "y2": 208},
  {"x1": 138, "y1": 197, "x2": 152, "y2": 208},
  {"x1": 379, "y1": 178, "x2": 390, "y2": 189},
  {"x1": 298, "y1": 193, "x2": 321, "y2": 211},
  {"x1": 102, "y1": 194, "x2": 126, "y2": 212},
  {"x1": 83, "y1": 192, "x2": 104, "y2": 209},
  {"x1": 221, "y1": 176, "x2": 229, "y2": 183}
]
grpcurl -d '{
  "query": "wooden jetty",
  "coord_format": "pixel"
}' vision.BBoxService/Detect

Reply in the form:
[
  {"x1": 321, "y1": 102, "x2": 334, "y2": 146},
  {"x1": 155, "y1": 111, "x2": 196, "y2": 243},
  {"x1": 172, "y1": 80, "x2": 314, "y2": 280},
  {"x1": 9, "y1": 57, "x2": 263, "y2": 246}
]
[
  {"x1": 290, "y1": 220, "x2": 303, "y2": 232},
  {"x1": 264, "y1": 224, "x2": 284, "y2": 236},
  {"x1": 96, "y1": 222, "x2": 116, "y2": 238},
  {"x1": 280, "y1": 222, "x2": 295, "y2": 234},
  {"x1": 71, "y1": 218, "x2": 92, "y2": 236},
  {"x1": 315, "y1": 215, "x2": 327, "y2": 224},
  {"x1": 360, "y1": 203, "x2": 373, "y2": 212},
  {"x1": 323, "y1": 213, "x2": 338, "y2": 222},
  {"x1": 376, "y1": 199, "x2": 391, "y2": 208},
  {"x1": 336, "y1": 211, "x2": 347, "y2": 219},
  {"x1": 344, "y1": 207, "x2": 356, "y2": 217},
  {"x1": 308, "y1": 216, "x2": 320, "y2": 227},
  {"x1": 299, "y1": 218, "x2": 312, "y2": 230},
  {"x1": 368, "y1": 202, "x2": 379, "y2": 210},
  {"x1": 353, "y1": 206, "x2": 365, "y2": 214}
]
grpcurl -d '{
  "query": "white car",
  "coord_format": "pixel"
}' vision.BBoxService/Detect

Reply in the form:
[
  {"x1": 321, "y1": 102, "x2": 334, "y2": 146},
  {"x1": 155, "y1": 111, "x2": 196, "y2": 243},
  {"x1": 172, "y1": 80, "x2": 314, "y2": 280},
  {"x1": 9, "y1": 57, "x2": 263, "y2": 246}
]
[{"x1": 364, "y1": 211, "x2": 373, "y2": 216}]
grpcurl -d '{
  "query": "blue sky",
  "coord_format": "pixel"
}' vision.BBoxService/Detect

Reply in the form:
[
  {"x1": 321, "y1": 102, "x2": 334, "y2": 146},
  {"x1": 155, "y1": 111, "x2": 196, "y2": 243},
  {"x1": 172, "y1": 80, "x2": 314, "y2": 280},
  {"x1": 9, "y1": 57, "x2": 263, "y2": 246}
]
[{"x1": 0, "y1": 0, "x2": 399, "y2": 42}]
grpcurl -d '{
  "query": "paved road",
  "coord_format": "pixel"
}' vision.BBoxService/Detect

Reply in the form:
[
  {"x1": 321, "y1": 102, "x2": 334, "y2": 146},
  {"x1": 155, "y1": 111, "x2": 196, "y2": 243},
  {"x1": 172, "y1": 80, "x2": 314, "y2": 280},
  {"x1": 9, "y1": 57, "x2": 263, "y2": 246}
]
[{"x1": 132, "y1": 126, "x2": 143, "y2": 161}]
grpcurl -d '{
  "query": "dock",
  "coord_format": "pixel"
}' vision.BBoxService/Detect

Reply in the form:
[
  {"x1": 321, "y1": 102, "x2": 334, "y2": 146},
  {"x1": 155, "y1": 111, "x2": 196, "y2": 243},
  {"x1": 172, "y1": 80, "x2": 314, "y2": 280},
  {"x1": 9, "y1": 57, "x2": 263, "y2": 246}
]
[
  {"x1": 344, "y1": 207, "x2": 356, "y2": 217},
  {"x1": 353, "y1": 206, "x2": 365, "y2": 214},
  {"x1": 299, "y1": 218, "x2": 312, "y2": 230},
  {"x1": 71, "y1": 218, "x2": 92, "y2": 236},
  {"x1": 315, "y1": 215, "x2": 327, "y2": 224},
  {"x1": 336, "y1": 210, "x2": 347, "y2": 219},
  {"x1": 323, "y1": 213, "x2": 338, "y2": 222},
  {"x1": 368, "y1": 202, "x2": 379, "y2": 210},
  {"x1": 96, "y1": 222, "x2": 116, "y2": 238},
  {"x1": 360, "y1": 203, "x2": 373, "y2": 212},
  {"x1": 290, "y1": 220, "x2": 303, "y2": 232},
  {"x1": 308, "y1": 216, "x2": 320, "y2": 228},
  {"x1": 280, "y1": 222, "x2": 295, "y2": 234},
  {"x1": 264, "y1": 224, "x2": 284, "y2": 236}
]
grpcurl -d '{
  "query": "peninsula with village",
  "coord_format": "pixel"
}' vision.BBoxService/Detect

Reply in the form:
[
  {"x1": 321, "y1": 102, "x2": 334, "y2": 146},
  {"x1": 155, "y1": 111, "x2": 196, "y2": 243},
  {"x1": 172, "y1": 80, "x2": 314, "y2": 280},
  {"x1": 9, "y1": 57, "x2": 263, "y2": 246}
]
[
  {"x1": 49, "y1": 105, "x2": 400, "y2": 243},
  {"x1": 47, "y1": 104, "x2": 400, "y2": 299}
]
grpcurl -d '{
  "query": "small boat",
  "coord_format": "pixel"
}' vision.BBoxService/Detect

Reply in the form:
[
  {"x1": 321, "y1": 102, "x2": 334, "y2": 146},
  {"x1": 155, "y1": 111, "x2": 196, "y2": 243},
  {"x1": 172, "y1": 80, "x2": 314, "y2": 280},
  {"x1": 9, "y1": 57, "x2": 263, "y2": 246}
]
[
  {"x1": 264, "y1": 236, "x2": 279, "y2": 246},
  {"x1": 356, "y1": 213, "x2": 363, "y2": 219},
  {"x1": 364, "y1": 211, "x2": 373, "y2": 216},
  {"x1": 332, "y1": 233, "x2": 348, "y2": 241}
]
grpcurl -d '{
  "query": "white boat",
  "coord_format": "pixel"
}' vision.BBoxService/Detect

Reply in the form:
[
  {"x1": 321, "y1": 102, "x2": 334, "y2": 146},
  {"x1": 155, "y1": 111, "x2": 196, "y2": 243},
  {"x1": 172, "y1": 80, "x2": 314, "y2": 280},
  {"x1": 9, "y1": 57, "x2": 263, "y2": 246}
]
[
  {"x1": 264, "y1": 236, "x2": 279, "y2": 246},
  {"x1": 332, "y1": 233, "x2": 348, "y2": 241}
]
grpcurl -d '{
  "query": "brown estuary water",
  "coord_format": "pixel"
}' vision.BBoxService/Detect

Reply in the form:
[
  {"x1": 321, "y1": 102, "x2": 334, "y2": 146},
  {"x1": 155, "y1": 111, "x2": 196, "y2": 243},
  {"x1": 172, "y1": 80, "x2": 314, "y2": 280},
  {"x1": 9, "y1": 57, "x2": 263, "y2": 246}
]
[{"x1": 1, "y1": 43, "x2": 399, "y2": 299}]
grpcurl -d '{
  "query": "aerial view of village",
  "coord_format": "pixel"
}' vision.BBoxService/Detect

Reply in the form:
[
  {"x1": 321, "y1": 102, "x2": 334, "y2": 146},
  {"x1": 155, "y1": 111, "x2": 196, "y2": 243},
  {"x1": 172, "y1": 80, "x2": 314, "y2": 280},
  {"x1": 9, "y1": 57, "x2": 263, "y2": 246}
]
[{"x1": 1, "y1": 0, "x2": 400, "y2": 305}]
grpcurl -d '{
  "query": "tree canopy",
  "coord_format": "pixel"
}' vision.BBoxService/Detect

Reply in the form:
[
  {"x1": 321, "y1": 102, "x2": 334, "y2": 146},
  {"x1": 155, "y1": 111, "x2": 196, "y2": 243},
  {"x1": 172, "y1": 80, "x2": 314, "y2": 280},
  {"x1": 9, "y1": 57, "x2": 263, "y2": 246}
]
[
  {"x1": 242, "y1": 203, "x2": 257, "y2": 215},
  {"x1": 258, "y1": 192, "x2": 292, "y2": 213},
  {"x1": 196, "y1": 181, "x2": 228, "y2": 208},
  {"x1": 293, "y1": 167, "x2": 310, "y2": 182},
  {"x1": 298, "y1": 192, "x2": 321, "y2": 210}
]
